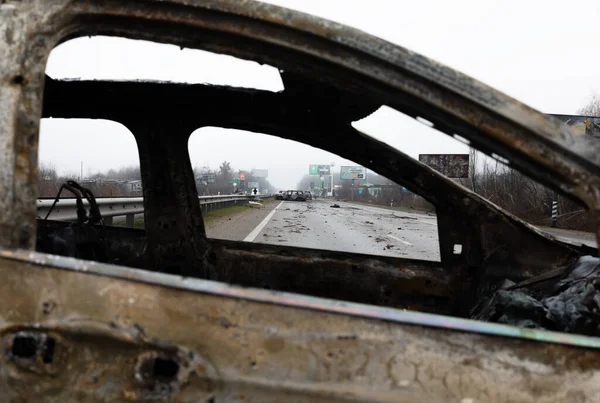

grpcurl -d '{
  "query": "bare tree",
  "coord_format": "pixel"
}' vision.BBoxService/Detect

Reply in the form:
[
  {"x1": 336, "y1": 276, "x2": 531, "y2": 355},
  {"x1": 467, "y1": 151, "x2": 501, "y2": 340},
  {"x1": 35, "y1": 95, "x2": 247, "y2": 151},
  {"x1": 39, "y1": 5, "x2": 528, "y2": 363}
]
[
  {"x1": 468, "y1": 147, "x2": 479, "y2": 193},
  {"x1": 577, "y1": 92, "x2": 600, "y2": 116}
]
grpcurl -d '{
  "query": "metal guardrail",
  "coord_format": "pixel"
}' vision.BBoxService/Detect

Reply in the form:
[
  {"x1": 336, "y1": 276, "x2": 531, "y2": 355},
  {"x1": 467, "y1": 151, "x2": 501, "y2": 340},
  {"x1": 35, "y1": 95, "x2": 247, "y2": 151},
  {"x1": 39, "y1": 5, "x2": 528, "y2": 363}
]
[{"x1": 37, "y1": 194, "x2": 258, "y2": 226}]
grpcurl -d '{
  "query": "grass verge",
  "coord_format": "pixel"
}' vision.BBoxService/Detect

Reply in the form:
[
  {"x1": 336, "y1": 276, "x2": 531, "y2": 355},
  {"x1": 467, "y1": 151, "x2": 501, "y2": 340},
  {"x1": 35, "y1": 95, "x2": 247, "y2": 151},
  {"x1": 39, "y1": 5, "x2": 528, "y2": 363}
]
[{"x1": 114, "y1": 200, "x2": 272, "y2": 230}]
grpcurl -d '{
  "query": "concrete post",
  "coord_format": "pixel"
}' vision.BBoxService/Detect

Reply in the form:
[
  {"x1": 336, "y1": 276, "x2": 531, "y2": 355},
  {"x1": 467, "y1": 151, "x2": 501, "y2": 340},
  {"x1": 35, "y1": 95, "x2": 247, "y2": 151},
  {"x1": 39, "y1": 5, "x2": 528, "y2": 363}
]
[
  {"x1": 126, "y1": 214, "x2": 134, "y2": 228},
  {"x1": 104, "y1": 216, "x2": 113, "y2": 226}
]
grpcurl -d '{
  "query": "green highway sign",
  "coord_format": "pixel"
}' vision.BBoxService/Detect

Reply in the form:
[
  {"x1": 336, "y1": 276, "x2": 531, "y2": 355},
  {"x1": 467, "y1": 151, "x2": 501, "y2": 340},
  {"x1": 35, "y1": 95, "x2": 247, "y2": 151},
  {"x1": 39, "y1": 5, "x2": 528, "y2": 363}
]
[
  {"x1": 309, "y1": 164, "x2": 331, "y2": 175},
  {"x1": 229, "y1": 179, "x2": 240, "y2": 185}
]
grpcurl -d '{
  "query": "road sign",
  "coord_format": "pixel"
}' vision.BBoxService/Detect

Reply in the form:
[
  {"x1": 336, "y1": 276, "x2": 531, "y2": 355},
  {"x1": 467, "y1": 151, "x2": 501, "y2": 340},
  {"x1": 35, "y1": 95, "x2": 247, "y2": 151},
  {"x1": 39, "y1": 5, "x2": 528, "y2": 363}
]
[
  {"x1": 340, "y1": 166, "x2": 367, "y2": 180},
  {"x1": 309, "y1": 164, "x2": 331, "y2": 175},
  {"x1": 229, "y1": 179, "x2": 240, "y2": 185},
  {"x1": 418, "y1": 154, "x2": 469, "y2": 178},
  {"x1": 239, "y1": 173, "x2": 246, "y2": 181},
  {"x1": 318, "y1": 165, "x2": 331, "y2": 175},
  {"x1": 251, "y1": 169, "x2": 268, "y2": 178},
  {"x1": 550, "y1": 114, "x2": 600, "y2": 138}
]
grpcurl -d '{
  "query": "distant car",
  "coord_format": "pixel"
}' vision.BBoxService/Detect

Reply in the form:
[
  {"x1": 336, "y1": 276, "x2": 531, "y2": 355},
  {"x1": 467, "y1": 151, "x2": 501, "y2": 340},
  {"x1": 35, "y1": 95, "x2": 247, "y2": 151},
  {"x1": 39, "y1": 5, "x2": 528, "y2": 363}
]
[
  {"x1": 282, "y1": 190, "x2": 306, "y2": 201},
  {"x1": 291, "y1": 190, "x2": 306, "y2": 201}
]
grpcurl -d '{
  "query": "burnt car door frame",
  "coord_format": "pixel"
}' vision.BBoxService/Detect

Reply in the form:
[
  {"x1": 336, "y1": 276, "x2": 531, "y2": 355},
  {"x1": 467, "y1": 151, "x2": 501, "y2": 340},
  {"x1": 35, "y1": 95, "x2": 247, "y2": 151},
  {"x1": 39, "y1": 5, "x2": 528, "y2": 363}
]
[
  {"x1": 43, "y1": 76, "x2": 587, "y2": 314},
  {"x1": 1, "y1": 0, "x2": 598, "y2": 314},
  {"x1": 2, "y1": 0, "x2": 600, "y2": 253},
  {"x1": 2, "y1": 1, "x2": 600, "y2": 401}
]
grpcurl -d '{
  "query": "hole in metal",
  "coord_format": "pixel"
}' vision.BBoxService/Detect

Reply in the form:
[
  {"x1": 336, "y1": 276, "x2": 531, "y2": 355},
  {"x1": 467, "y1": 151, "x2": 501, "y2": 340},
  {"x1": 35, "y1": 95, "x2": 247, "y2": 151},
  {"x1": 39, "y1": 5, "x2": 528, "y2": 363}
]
[
  {"x1": 12, "y1": 335, "x2": 38, "y2": 359},
  {"x1": 153, "y1": 357, "x2": 179, "y2": 380},
  {"x1": 453, "y1": 244, "x2": 463, "y2": 255}
]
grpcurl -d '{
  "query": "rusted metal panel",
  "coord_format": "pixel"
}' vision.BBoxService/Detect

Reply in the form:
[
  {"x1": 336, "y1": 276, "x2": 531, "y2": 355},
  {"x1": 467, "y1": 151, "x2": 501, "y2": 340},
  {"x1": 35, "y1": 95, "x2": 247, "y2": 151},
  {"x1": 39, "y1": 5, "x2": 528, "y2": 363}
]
[
  {"x1": 418, "y1": 154, "x2": 469, "y2": 178},
  {"x1": 36, "y1": 220, "x2": 454, "y2": 314},
  {"x1": 2, "y1": 252, "x2": 600, "y2": 402}
]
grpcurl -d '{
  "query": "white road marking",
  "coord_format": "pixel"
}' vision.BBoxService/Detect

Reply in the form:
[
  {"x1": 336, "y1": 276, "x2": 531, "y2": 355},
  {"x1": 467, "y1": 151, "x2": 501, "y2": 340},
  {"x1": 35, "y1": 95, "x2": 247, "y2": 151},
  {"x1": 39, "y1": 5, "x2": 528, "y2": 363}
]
[
  {"x1": 243, "y1": 201, "x2": 284, "y2": 242},
  {"x1": 388, "y1": 234, "x2": 413, "y2": 246},
  {"x1": 417, "y1": 219, "x2": 437, "y2": 226}
]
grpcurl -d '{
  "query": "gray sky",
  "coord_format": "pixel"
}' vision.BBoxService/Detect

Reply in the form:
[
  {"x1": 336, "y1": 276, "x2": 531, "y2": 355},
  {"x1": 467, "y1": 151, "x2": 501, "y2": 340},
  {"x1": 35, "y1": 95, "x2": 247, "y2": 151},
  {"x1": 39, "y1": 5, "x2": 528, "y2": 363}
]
[{"x1": 41, "y1": 0, "x2": 600, "y2": 189}]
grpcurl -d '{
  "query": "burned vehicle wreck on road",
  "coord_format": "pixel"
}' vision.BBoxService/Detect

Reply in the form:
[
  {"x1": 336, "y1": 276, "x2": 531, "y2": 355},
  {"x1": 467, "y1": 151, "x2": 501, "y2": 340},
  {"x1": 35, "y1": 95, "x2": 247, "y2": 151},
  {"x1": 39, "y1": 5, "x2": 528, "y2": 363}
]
[{"x1": 1, "y1": 0, "x2": 600, "y2": 401}]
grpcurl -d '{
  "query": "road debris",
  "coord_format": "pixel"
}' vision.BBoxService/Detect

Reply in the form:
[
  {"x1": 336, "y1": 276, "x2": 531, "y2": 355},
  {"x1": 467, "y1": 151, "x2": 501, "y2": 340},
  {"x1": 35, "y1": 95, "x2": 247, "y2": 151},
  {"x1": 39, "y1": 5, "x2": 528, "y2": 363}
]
[
  {"x1": 393, "y1": 215, "x2": 418, "y2": 220},
  {"x1": 330, "y1": 204, "x2": 340, "y2": 208}
]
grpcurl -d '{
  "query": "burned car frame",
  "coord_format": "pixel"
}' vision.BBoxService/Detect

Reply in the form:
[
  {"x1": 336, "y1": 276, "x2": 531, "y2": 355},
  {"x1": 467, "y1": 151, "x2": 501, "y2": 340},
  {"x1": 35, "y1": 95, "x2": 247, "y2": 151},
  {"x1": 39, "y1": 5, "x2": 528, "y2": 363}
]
[{"x1": 1, "y1": 0, "x2": 600, "y2": 401}]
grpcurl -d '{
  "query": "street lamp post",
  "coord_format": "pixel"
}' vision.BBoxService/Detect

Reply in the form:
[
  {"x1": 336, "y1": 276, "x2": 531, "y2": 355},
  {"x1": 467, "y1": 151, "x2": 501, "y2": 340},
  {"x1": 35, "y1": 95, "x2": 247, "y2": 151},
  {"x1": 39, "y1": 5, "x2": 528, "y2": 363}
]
[{"x1": 330, "y1": 162, "x2": 335, "y2": 197}]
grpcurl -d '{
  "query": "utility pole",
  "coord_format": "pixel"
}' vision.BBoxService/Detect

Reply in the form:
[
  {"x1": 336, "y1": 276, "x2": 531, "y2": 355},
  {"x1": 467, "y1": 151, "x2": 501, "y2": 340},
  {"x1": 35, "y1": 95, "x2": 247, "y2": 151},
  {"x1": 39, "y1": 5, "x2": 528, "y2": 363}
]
[
  {"x1": 80, "y1": 161, "x2": 83, "y2": 181},
  {"x1": 551, "y1": 191, "x2": 559, "y2": 228}
]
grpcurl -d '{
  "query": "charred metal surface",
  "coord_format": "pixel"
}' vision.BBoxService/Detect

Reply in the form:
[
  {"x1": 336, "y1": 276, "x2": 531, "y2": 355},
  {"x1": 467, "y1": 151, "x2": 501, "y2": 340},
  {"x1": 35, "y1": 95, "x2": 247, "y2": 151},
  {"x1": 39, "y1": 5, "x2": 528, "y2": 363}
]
[
  {"x1": 36, "y1": 220, "x2": 453, "y2": 314},
  {"x1": 3, "y1": 254, "x2": 600, "y2": 402},
  {"x1": 2, "y1": 0, "x2": 600, "y2": 399},
  {"x1": 211, "y1": 240, "x2": 453, "y2": 314},
  {"x1": 0, "y1": 322, "x2": 216, "y2": 402},
  {"x1": 0, "y1": 2, "x2": 56, "y2": 250},
  {"x1": 129, "y1": 121, "x2": 215, "y2": 278}
]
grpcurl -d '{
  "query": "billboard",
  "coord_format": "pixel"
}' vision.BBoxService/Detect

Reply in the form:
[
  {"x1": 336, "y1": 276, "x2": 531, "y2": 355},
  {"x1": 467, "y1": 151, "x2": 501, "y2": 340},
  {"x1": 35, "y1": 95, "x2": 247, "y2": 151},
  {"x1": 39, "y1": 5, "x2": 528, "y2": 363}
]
[
  {"x1": 340, "y1": 166, "x2": 367, "y2": 180},
  {"x1": 251, "y1": 169, "x2": 268, "y2": 178},
  {"x1": 309, "y1": 164, "x2": 331, "y2": 175},
  {"x1": 239, "y1": 173, "x2": 246, "y2": 181},
  {"x1": 418, "y1": 154, "x2": 469, "y2": 178},
  {"x1": 200, "y1": 174, "x2": 215, "y2": 184},
  {"x1": 197, "y1": 173, "x2": 215, "y2": 184},
  {"x1": 550, "y1": 114, "x2": 600, "y2": 139},
  {"x1": 248, "y1": 181, "x2": 259, "y2": 189}
]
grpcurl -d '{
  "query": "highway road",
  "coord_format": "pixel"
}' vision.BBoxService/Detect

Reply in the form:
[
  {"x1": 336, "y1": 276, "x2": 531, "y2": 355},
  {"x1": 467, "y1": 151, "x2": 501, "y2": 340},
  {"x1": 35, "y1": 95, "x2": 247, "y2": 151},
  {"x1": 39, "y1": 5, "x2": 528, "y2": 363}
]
[
  {"x1": 242, "y1": 199, "x2": 441, "y2": 261},
  {"x1": 213, "y1": 199, "x2": 597, "y2": 260}
]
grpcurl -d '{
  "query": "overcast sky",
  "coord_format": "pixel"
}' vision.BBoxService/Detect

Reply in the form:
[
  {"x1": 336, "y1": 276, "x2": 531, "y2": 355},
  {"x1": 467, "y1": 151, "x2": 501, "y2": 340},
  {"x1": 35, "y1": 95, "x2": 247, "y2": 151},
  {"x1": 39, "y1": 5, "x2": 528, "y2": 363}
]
[{"x1": 41, "y1": 0, "x2": 600, "y2": 189}]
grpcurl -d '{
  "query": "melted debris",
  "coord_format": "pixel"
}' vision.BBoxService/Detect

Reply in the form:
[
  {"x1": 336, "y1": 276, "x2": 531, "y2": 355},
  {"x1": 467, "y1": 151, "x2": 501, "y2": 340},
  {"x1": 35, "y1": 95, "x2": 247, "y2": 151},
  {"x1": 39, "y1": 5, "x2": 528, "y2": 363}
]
[{"x1": 472, "y1": 256, "x2": 600, "y2": 336}]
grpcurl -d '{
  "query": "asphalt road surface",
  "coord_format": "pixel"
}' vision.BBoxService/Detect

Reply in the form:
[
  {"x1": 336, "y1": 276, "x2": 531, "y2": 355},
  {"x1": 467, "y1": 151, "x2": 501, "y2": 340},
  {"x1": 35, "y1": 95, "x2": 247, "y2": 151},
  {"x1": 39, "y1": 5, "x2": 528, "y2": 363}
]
[
  {"x1": 207, "y1": 199, "x2": 597, "y2": 260},
  {"x1": 542, "y1": 227, "x2": 597, "y2": 249},
  {"x1": 244, "y1": 199, "x2": 441, "y2": 261}
]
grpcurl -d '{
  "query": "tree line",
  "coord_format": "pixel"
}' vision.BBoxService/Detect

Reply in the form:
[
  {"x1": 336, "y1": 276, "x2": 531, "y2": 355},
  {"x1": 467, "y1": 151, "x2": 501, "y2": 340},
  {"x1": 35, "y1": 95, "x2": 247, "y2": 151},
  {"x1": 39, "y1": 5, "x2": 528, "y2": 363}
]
[
  {"x1": 38, "y1": 161, "x2": 274, "y2": 198},
  {"x1": 192, "y1": 161, "x2": 274, "y2": 196}
]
